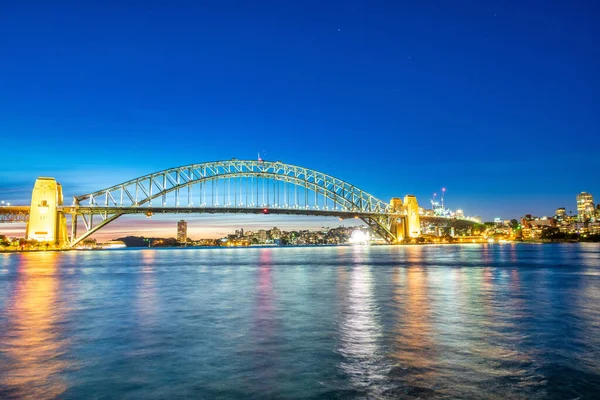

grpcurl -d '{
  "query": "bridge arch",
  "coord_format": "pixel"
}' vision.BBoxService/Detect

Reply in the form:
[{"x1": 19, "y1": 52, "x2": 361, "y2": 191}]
[{"x1": 69, "y1": 160, "x2": 398, "y2": 246}]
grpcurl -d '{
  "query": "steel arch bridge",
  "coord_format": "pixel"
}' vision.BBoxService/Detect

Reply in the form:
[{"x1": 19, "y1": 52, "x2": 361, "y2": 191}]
[{"x1": 65, "y1": 159, "x2": 402, "y2": 247}]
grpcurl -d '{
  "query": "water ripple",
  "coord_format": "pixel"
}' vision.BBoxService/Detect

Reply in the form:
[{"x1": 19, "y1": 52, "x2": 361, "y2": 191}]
[{"x1": 0, "y1": 244, "x2": 599, "y2": 399}]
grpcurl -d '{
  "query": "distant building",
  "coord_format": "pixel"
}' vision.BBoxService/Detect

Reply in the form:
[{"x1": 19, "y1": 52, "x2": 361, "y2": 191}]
[
  {"x1": 100, "y1": 240, "x2": 127, "y2": 249},
  {"x1": 177, "y1": 220, "x2": 187, "y2": 243},
  {"x1": 555, "y1": 207, "x2": 566, "y2": 220},
  {"x1": 577, "y1": 192, "x2": 595, "y2": 222},
  {"x1": 520, "y1": 216, "x2": 556, "y2": 239},
  {"x1": 269, "y1": 227, "x2": 282, "y2": 240},
  {"x1": 257, "y1": 229, "x2": 267, "y2": 243},
  {"x1": 530, "y1": 218, "x2": 555, "y2": 227}
]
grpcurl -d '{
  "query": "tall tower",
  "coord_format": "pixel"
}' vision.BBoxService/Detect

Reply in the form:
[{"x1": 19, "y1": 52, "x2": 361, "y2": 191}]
[
  {"x1": 177, "y1": 220, "x2": 187, "y2": 243},
  {"x1": 26, "y1": 177, "x2": 68, "y2": 245},
  {"x1": 389, "y1": 198, "x2": 405, "y2": 242},
  {"x1": 403, "y1": 195, "x2": 421, "y2": 238},
  {"x1": 390, "y1": 196, "x2": 421, "y2": 241},
  {"x1": 576, "y1": 192, "x2": 594, "y2": 222}
]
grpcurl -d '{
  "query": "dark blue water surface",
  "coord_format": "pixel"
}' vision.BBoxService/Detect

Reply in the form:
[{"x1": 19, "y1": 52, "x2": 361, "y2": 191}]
[{"x1": 1, "y1": 244, "x2": 600, "y2": 399}]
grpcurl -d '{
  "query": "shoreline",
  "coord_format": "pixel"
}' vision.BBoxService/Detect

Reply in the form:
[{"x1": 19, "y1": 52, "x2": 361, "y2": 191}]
[{"x1": 2, "y1": 240, "x2": 598, "y2": 253}]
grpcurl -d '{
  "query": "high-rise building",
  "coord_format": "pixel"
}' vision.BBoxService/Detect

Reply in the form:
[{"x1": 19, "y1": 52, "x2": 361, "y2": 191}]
[
  {"x1": 555, "y1": 207, "x2": 566, "y2": 220},
  {"x1": 257, "y1": 229, "x2": 267, "y2": 243},
  {"x1": 177, "y1": 220, "x2": 187, "y2": 243},
  {"x1": 576, "y1": 192, "x2": 595, "y2": 222}
]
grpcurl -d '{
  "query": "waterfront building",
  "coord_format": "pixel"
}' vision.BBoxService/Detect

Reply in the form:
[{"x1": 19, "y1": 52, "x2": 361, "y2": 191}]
[
  {"x1": 100, "y1": 240, "x2": 127, "y2": 249},
  {"x1": 576, "y1": 192, "x2": 595, "y2": 222},
  {"x1": 177, "y1": 220, "x2": 187, "y2": 243},
  {"x1": 520, "y1": 217, "x2": 556, "y2": 239}
]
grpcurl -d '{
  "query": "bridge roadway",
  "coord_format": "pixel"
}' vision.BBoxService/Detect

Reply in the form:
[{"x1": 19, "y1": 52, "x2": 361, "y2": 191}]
[
  {"x1": 0, "y1": 206, "x2": 30, "y2": 223},
  {"x1": 2, "y1": 205, "x2": 475, "y2": 227},
  {"x1": 62, "y1": 205, "x2": 387, "y2": 218}
]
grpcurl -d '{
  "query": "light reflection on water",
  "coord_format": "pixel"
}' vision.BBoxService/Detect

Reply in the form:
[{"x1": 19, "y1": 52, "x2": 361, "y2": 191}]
[
  {"x1": 0, "y1": 254, "x2": 68, "y2": 399},
  {"x1": 0, "y1": 244, "x2": 599, "y2": 399},
  {"x1": 338, "y1": 248, "x2": 386, "y2": 396}
]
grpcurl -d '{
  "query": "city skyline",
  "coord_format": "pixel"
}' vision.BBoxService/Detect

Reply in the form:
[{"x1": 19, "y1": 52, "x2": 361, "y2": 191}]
[{"x1": 1, "y1": 1, "x2": 599, "y2": 236}]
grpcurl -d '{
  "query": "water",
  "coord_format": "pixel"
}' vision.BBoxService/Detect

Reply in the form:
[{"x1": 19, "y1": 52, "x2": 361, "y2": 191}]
[{"x1": 1, "y1": 244, "x2": 599, "y2": 399}]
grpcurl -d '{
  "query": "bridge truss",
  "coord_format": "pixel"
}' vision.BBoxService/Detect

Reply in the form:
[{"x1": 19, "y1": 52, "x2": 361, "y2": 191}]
[
  {"x1": 67, "y1": 160, "x2": 399, "y2": 246},
  {"x1": 0, "y1": 206, "x2": 30, "y2": 223}
]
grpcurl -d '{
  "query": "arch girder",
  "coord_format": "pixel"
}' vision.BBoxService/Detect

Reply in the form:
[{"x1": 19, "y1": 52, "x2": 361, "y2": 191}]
[
  {"x1": 134, "y1": 172, "x2": 366, "y2": 212},
  {"x1": 75, "y1": 160, "x2": 391, "y2": 214}
]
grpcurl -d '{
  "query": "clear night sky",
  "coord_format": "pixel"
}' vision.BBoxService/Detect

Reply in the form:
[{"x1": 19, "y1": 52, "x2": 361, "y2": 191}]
[{"x1": 1, "y1": 1, "x2": 599, "y2": 238}]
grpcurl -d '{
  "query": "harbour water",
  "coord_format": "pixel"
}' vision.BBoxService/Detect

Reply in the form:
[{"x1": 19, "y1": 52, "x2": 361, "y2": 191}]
[{"x1": 1, "y1": 244, "x2": 599, "y2": 399}]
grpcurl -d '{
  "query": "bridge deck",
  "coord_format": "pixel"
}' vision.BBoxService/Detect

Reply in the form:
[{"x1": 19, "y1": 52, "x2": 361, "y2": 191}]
[
  {"x1": 60, "y1": 206, "x2": 389, "y2": 219},
  {"x1": 0, "y1": 206, "x2": 30, "y2": 223},
  {"x1": 1, "y1": 205, "x2": 476, "y2": 225}
]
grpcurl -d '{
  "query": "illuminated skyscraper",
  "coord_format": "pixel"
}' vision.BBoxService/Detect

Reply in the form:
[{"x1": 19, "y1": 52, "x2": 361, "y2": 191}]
[
  {"x1": 177, "y1": 220, "x2": 187, "y2": 243},
  {"x1": 576, "y1": 192, "x2": 594, "y2": 222}
]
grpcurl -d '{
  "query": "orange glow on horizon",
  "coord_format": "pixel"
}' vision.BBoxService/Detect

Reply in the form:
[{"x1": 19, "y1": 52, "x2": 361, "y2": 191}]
[{"x1": 1, "y1": 216, "x2": 362, "y2": 242}]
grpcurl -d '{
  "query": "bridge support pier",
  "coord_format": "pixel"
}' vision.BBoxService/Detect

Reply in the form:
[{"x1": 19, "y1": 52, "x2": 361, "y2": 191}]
[
  {"x1": 389, "y1": 196, "x2": 421, "y2": 242},
  {"x1": 71, "y1": 213, "x2": 78, "y2": 243},
  {"x1": 26, "y1": 177, "x2": 68, "y2": 247},
  {"x1": 403, "y1": 195, "x2": 421, "y2": 238}
]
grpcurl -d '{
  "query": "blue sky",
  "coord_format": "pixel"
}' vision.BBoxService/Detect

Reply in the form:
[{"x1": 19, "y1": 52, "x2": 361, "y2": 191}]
[{"x1": 1, "y1": 1, "x2": 599, "y2": 238}]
